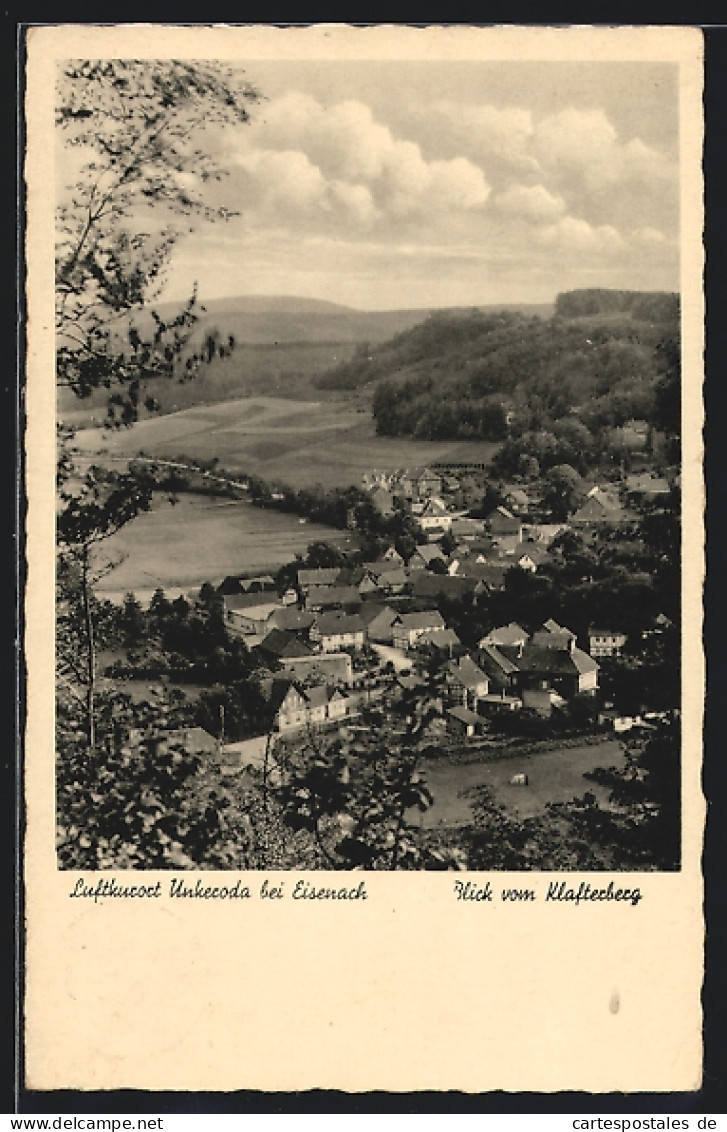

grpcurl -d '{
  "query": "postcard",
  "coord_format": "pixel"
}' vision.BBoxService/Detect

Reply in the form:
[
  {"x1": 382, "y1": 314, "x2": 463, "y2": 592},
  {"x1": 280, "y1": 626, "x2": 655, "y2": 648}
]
[{"x1": 24, "y1": 23, "x2": 704, "y2": 1093}]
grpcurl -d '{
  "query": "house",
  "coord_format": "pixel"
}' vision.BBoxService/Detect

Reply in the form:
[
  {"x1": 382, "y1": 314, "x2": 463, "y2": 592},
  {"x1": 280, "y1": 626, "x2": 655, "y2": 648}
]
[
  {"x1": 477, "y1": 643, "x2": 521, "y2": 692},
  {"x1": 270, "y1": 607, "x2": 316, "y2": 634},
  {"x1": 310, "y1": 612, "x2": 366, "y2": 652},
  {"x1": 239, "y1": 574, "x2": 276, "y2": 594},
  {"x1": 271, "y1": 680, "x2": 353, "y2": 735},
  {"x1": 530, "y1": 620, "x2": 577, "y2": 650},
  {"x1": 507, "y1": 540, "x2": 550, "y2": 571},
  {"x1": 416, "y1": 468, "x2": 444, "y2": 497},
  {"x1": 417, "y1": 497, "x2": 453, "y2": 533},
  {"x1": 360, "y1": 603, "x2": 399, "y2": 645},
  {"x1": 304, "y1": 585, "x2": 361, "y2": 612},
  {"x1": 360, "y1": 564, "x2": 408, "y2": 595},
  {"x1": 487, "y1": 506, "x2": 523, "y2": 539},
  {"x1": 450, "y1": 516, "x2": 486, "y2": 541},
  {"x1": 257, "y1": 628, "x2": 315, "y2": 665},
  {"x1": 219, "y1": 734, "x2": 274, "y2": 775},
  {"x1": 392, "y1": 610, "x2": 446, "y2": 650},
  {"x1": 408, "y1": 544, "x2": 447, "y2": 571},
  {"x1": 223, "y1": 593, "x2": 282, "y2": 637},
  {"x1": 381, "y1": 545, "x2": 405, "y2": 566},
  {"x1": 447, "y1": 705, "x2": 486, "y2": 739},
  {"x1": 588, "y1": 628, "x2": 628, "y2": 658},
  {"x1": 624, "y1": 472, "x2": 671, "y2": 499},
  {"x1": 479, "y1": 622, "x2": 529, "y2": 650},
  {"x1": 416, "y1": 627, "x2": 462, "y2": 656},
  {"x1": 496, "y1": 622, "x2": 599, "y2": 697},
  {"x1": 571, "y1": 487, "x2": 624, "y2": 527},
  {"x1": 445, "y1": 655, "x2": 489, "y2": 709},
  {"x1": 456, "y1": 561, "x2": 509, "y2": 591},
  {"x1": 296, "y1": 567, "x2": 342, "y2": 593},
  {"x1": 410, "y1": 572, "x2": 478, "y2": 603}
]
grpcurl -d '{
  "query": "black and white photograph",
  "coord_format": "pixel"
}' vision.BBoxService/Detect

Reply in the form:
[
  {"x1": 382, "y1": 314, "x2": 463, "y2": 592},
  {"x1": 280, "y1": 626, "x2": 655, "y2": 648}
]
[
  {"x1": 52, "y1": 37, "x2": 693, "y2": 876},
  {"x1": 23, "y1": 23, "x2": 706, "y2": 1098}
]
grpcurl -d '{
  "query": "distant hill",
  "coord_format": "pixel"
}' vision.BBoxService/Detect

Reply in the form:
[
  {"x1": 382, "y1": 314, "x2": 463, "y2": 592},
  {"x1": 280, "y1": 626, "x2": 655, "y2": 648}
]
[
  {"x1": 58, "y1": 294, "x2": 552, "y2": 422},
  {"x1": 311, "y1": 290, "x2": 679, "y2": 445}
]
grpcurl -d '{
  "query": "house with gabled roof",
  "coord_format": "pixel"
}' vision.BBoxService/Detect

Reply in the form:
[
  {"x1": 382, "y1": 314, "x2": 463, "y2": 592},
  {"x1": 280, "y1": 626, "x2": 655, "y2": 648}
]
[
  {"x1": 310, "y1": 612, "x2": 366, "y2": 652},
  {"x1": 257, "y1": 628, "x2": 315, "y2": 665},
  {"x1": 382, "y1": 545, "x2": 405, "y2": 566},
  {"x1": 571, "y1": 487, "x2": 625, "y2": 527},
  {"x1": 223, "y1": 593, "x2": 282, "y2": 637},
  {"x1": 477, "y1": 643, "x2": 521, "y2": 692},
  {"x1": 392, "y1": 610, "x2": 446, "y2": 650},
  {"x1": 417, "y1": 497, "x2": 453, "y2": 533},
  {"x1": 297, "y1": 567, "x2": 342, "y2": 593},
  {"x1": 270, "y1": 680, "x2": 353, "y2": 734},
  {"x1": 445, "y1": 655, "x2": 489, "y2": 710},
  {"x1": 479, "y1": 622, "x2": 529, "y2": 650},
  {"x1": 487, "y1": 506, "x2": 523, "y2": 539},
  {"x1": 304, "y1": 585, "x2": 362, "y2": 613},
  {"x1": 416, "y1": 627, "x2": 461, "y2": 656},
  {"x1": 359, "y1": 603, "x2": 398, "y2": 644},
  {"x1": 447, "y1": 705, "x2": 487, "y2": 739},
  {"x1": 408, "y1": 543, "x2": 446, "y2": 571}
]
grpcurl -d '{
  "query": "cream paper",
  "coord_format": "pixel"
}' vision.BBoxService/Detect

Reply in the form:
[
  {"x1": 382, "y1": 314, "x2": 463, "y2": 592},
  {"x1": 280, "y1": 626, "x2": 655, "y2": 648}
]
[{"x1": 25, "y1": 24, "x2": 704, "y2": 1093}]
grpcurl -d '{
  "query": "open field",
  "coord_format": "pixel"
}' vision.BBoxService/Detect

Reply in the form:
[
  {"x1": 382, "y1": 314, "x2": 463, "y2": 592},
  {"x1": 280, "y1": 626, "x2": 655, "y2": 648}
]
[
  {"x1": 421, "y1": 739, "x2": 625, "y2": 827},
  {"x1": 72, "y1": 395, "x2": 501, "y2": 489},
  {"x1": 91, "y1": 493, "x2": 351, "y2": 601}
]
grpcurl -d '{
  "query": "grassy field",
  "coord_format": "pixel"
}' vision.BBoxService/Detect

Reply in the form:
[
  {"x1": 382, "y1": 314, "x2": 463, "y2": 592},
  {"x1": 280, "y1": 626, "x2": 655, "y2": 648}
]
[
  {"x1": 92, "y1": 492, "x2": 351, "y2": 601},
  {"x1": 421, "y1": 739, "x2": 625, "y2": 827},
  {"x1": 73, "y1": 395, "x2": 501, "y2": 489}
]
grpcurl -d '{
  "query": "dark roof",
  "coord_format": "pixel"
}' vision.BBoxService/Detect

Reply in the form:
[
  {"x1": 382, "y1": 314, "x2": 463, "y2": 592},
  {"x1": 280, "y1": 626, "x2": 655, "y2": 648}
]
[
  {"x1": 258, "y1": 629, "x2": 314, "y2": 659},
  {"x1": 447, "y1": 655, "x2": 488, "y2": 688},
  {"x1": 410, "y1": 573, "x2": 477, "y2": 600},
  {"x1": 272, "y1": 608, "x2": 316, "y2": 632},
  {"x1": 478, "y1": 643, "x2": 520, "y2": 676},
  {"x1": 314, "y1": 612, "x2": 366, "y2": 637},
  {"x1": 305, "y1": 585, "x2": 361, "y2": 609},
  {"x1": 447, "y1": 706, "x2": 483, "y2": 726},
  {"x1": 297, "y1": 567, "x2": 342, "y2": 588},
  {"x1": 500, "y1": 644, "x2": 598, "y2": 677},
  {"x1": 358, "y1": 602, "x2": 396, "y2": 626},
  {"x1": 410, "y1": 544, "x2": 445, "y2": 564}
]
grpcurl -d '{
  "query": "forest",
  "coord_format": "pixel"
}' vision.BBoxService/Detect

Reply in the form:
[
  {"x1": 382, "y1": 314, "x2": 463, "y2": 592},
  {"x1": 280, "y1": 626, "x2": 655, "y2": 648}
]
[{"x1": 314, "y1": 293, "x2": 679, "y2": 473}]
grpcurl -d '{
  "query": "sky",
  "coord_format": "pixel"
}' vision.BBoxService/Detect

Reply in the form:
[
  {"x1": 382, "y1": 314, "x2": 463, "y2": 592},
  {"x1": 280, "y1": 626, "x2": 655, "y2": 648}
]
[{"x1": 155, "y1": 59, "x2": 680, "y2": 311}]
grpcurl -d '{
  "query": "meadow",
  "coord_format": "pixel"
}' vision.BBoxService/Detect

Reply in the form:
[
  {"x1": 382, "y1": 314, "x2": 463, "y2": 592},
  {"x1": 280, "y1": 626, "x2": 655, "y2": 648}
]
[
  {"x1": 421, "y1": 739, "x2": 625, "y2": 826},
  {"x1": 92, "y1": 492, "x2": 351, "y2": 602},
  {"x1": 73, "y1": 395, "x2": 502, "y2": 490}
]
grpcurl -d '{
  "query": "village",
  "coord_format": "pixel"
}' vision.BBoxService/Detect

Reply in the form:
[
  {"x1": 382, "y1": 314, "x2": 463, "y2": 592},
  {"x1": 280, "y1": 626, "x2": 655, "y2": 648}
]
[{"x1": 136, "y1": 432, "x2": 676, "y2": 803}]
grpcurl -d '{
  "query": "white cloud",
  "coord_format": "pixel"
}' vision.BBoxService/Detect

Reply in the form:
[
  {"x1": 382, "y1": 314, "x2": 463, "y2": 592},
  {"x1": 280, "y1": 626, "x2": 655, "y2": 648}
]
[
  {"x1": 492, "y1": 183, "x2": 566, "y2": 221},
  {"x1": 532, "y1": 107, "x2": 676, "y2": 193},
  {"x1": 418, "y1": 101, "x2": 538, "y2": 173},
  {"x1": 536, "y1": 215, "x2": 624, "y2": 252}
]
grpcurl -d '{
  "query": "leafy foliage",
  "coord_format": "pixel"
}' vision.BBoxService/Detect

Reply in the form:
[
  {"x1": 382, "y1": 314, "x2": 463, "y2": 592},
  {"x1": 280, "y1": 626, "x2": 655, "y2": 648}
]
[{"x1": 56, "y1": 59, "x2": 260, "y2": 425}]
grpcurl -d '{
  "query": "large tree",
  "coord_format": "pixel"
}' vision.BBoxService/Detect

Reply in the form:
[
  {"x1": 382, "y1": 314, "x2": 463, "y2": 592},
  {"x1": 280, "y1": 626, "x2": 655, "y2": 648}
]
[{"x1": 56, "y1": 60, "x2": 260, "y2": 748}]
